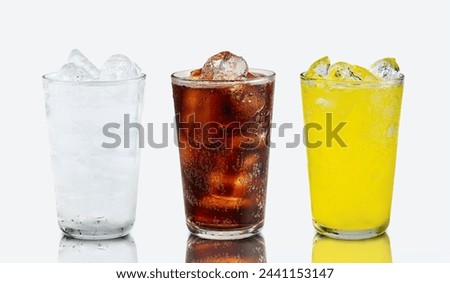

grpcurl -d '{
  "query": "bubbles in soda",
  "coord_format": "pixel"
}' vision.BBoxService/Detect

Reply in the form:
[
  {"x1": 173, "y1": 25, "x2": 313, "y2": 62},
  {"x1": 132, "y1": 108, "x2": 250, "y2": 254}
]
[{"x1": 172, "y1": 51, "x2": 275, "y2": 233}]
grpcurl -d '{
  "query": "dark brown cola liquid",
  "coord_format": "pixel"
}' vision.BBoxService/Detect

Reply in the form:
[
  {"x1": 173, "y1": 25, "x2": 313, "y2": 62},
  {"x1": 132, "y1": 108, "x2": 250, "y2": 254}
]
[{"x1": 172, "y1": 75, "x2": 274, "y2": 232}]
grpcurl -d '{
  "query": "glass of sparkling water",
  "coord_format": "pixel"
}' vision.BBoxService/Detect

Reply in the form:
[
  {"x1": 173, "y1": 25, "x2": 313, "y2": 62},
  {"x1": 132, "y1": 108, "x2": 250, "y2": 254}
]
[{"x1": 42, "y1": 50, "x2": 145, "y2": 240}]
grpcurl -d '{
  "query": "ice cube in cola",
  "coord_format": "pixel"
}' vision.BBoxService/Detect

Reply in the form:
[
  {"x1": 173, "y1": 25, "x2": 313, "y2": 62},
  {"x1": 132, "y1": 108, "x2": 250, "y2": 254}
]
[{"x1": 172, "y1": 51, "x2": 275, "y2": 239}]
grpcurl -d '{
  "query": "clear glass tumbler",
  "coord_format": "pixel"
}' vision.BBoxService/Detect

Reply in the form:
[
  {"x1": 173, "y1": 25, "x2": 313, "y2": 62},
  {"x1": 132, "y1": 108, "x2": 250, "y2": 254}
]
[
  {"x1": 301, "y1": 73, "x2": 404, "y2": 240},
  {"x1": 43, "y1": 74, "x2": 145, "y2": 240},
  {"x1": 172, "y1": 69, "x2": 275, "y2": 240}
]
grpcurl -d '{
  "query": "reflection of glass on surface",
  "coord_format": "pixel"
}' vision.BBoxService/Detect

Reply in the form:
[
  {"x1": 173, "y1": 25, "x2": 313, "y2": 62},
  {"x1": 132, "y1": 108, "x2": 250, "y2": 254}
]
[
  {"x1": 186, "y1": 234, "x2": 266, "y2": 263},
  {"x1": 312, "y1": 233, "x2": 392, "y2": 263},
  {"x1": 58, "y1": 235, "x2": 137, "y2": 263}
]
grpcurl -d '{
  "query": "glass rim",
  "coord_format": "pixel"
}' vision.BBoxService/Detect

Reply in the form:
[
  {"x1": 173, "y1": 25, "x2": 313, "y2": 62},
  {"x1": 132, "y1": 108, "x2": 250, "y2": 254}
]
[
  {"x1": 171, "y1": 68, "x2": 275, "y2": 87},
  {"x1": 42, "y1": 72, "x2": 146, "y2": 85},
  {"x1": 300, "y1": 72, "x2": 404, "y2": 86}
]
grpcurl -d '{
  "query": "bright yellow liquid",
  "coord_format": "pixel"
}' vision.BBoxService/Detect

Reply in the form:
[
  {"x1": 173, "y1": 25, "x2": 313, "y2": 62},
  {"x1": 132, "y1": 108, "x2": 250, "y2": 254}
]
[
  {"x1": 312, "y1": 234, "x2": 392, "y2": 263},
  {"x1": 301, "y1": 79, "x2": 403, "y2": 232}
]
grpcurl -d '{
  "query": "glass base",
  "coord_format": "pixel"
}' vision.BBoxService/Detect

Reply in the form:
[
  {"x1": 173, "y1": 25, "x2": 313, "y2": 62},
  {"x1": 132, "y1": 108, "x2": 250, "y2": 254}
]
[
  {"x1": 59, "y1": 222, "x2": 134, "y2": 240},
  {"x1": 313, "y1": 221, "x2": 388, "y2": 240},
  {"x1": 186, "y1": 219, "x2": 263, "y2": 240}
]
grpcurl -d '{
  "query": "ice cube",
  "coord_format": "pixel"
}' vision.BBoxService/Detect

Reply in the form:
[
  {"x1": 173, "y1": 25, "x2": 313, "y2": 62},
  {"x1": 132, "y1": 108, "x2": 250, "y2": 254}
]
[
  {"x1": 55, "y1": 63, "x2": 94, "y2": 81},
  {"x1": 208, "y1": 171, "x2": 225, "y2": 194},
  {"x1": 316, "y1": 98, "x2": 334, "y2": 108},
  {"x1": 133, "y1": 62, "x2": 142, "y2": 76},
  {"x1": 370, "y1": 58, "x2": 401, "y2": 80},
  {"x1": 305, "y1": 56, "x2": 330, "y2": 79},
  {"x1": 230, "y1": 84, "x2": 265, "y2": 118},
  {"x1": 200, "y1": 51, "x2": 248, "y2": 80},
  {"x1": 246, "y1": 72, "x2": 263, "y2": 79},
  {"x1": 232, "y1": 172, "x2": 252, "y2": 196},
  {"x1": 328, "y1": 62, "x2": 378, "y2": 82},
  {"x1": 387, "y1": 125, "x2": 397, "y2": 138},
  {"x1": 208, "y1": 171, "x2": 251, "y2": 197},
  {"x1": 231, "y1": 131, "x2": 266, "y2": 149},
  {"x1": 200, "y1": 195, "x2": 249, "y2": 210},
  {"x1": 189, "y1": 68, "x2": 202, "y2": 79},
  {"x1": 179, "y1": 87, "x2": 213, "y2": 124},
  {"x1": 68, "y1": 49, "x2": 100, "y2": 79},
  {"x1": 237, "y1": 153, "x2": 259, "y2": 170},
  {"x1": 99, "y1": 54, "x2": 140, "y2": 81}
]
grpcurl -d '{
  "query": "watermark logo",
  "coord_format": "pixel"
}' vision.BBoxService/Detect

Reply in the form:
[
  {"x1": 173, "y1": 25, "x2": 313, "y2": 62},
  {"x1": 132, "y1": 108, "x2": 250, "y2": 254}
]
[{"x1": 101, "y1": 113, "x2": 347, "y2": 149}]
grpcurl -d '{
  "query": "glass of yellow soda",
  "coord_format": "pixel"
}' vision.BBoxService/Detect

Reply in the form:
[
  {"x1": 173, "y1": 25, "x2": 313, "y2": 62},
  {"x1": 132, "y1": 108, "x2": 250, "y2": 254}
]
[{"x1": 300, "y1": 57, "x2": 404, "y2": 240}]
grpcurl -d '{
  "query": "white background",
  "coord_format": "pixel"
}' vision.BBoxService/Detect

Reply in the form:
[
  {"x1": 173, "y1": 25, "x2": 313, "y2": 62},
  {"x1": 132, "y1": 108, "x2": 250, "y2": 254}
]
[{"x1": 0, "y1": 0, "x2": 447, "y2": 263}]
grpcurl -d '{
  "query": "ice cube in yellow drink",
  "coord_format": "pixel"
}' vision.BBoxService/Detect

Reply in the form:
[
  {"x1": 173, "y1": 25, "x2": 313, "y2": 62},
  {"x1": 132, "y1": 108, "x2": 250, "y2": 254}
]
[{"x1": 301, "y1": 58, "x2": 403, "y2": 239}]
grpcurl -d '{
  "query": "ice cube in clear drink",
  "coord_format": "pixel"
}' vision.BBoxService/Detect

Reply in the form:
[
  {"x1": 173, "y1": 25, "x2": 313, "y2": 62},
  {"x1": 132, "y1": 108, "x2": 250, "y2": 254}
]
[
  {"x1": 99, "y1": 54, "x2": 141, "y2": 81},
  {"x1": 55, "y1": 63, "x2": 94, "y2": 81},
  {"x1": 68, "y1": 49, "x2": 100, "y2": 79}
]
